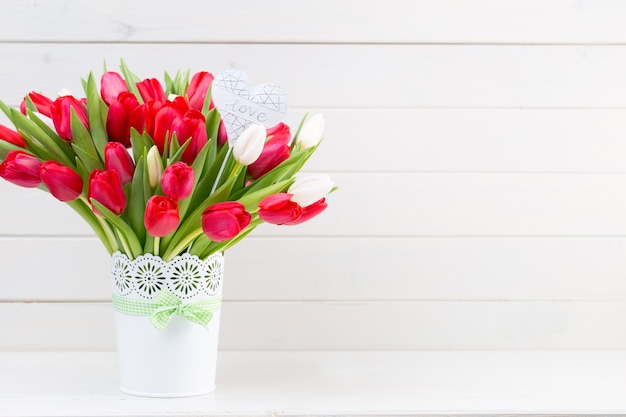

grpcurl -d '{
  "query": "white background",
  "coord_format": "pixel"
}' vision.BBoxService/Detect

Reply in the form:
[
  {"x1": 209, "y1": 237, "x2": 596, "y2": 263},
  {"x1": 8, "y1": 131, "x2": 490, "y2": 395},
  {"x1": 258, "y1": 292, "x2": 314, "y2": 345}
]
[{"x1": 1, "y1": 0, "x2": 626, "y2": 350}]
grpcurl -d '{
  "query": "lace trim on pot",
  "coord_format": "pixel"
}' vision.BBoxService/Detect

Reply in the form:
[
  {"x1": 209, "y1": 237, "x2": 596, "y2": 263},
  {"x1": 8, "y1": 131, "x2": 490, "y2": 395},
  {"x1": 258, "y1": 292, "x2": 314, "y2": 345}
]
[{"x1": 110, "y1": 251, "x2": 224, "y2": 300}]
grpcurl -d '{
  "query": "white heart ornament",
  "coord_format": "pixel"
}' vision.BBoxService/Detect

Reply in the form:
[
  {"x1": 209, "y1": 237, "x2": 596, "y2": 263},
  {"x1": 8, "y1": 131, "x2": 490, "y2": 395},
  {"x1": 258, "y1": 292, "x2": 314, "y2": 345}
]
[{"x1": 211, "y1": 69, "x2": 288, "y2": 144}]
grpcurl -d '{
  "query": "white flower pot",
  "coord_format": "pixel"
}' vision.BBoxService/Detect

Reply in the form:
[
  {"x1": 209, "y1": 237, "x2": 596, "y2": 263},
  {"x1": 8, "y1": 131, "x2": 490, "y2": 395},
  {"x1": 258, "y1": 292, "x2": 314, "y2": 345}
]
[{"x1": 110, "y1": 251, "x2": 224, "y2": 397}]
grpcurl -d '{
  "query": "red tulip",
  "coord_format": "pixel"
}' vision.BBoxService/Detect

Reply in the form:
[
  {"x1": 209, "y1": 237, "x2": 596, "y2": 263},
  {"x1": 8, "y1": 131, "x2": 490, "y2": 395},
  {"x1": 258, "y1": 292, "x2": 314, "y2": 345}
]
[
  {"x1": 285, "y1": 198, "x2": 328, "y2": 225},
  {"x1": 217, "y1": 120, "x2": 228, "y2": 146},
  {"x1": 106, "y1": 92, "x2": 141, "y2": 147},
  {"x1": 153, "y1": 104, "x2": 207, "y2": 164},
  {"x1": 257, "y1": 193, "x2": 302, "y2": 225},
  {"x1": 20, "y1": 91, "x2": 53, "y2": 117},
  {"x1": 137, "y1": 78, "x2": 166, "y2": 103},
  {"x1": 50, "y1": 95, "x2": 89, "y2": 141},
  {"x1": 88, "y1": 169, "x2": 126, "y2": 215},
  {"x1": 104, "y1": 142, "x2": 135, "y2": 185},
  {"x1": 161, "y1": 162, "x2": 194, "y2": 201},
  {"x1": 201, "y1": 202, "x2": 251, "y2": 242},
  {"x1": 247, "y1": 136, "x2": 291, "y2": 180},
  {"x1": 144, "y1": 195, "x2": 180, "y2": 237},
  {"x1": 39, "y1": 161, "x2": 83, "y2": 202},
  {"x1": 101, "y1": 72, "x2": 128, "y2": 106},
  {"x1": 0, "y1": 150, "x2": 41, "y2": 187},
  {"x1": 266, "y1": 123, "x2": 291, "y2": 145},
  {"x1": 130, "y1": 100, "x2": 163, "y2": 139},
  {"x1": 0, "y1": 124, "x2": 26, "y2": 148},
  {"x1": 186, "y1": 71, "x2": 214, "y2": 111}
]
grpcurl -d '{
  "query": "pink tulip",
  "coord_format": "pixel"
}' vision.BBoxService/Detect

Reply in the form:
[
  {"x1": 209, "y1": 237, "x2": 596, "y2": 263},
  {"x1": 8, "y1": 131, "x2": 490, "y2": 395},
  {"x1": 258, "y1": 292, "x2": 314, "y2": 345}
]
[
  {"x1": 0, "y1": 124, "x2": 26, "y2": 148},
  {"x1": 266, "y1": 123, "x2": 291, "y2": 145},
  {"x1": 258, "y1": 193, "x2": 302, "y2": 225},
  {"x1": 104, "y1": 142, "x2": 135, "y2": 185},
  {"x1": 50, "y1": 95, "x2": 89, "y2": 141},
  {"x1": 100, "y1": 72, "x2": 128, "y2": 106},
  {"x1": 247, "y1": 136, "x2": 291, "y2": 180},
  {"x1": 201, "y1": 202, "x2": 251, "y2": 242},
  {"x1": 20, "y1": 91, "x2": 53, "y2": 117},
  {"x1": 39, "y1": 161, "x2": 83, "y2": 202},
  {"x1": 285, "y1": 198, "x2": 328, "y2": 225},
  {"x1": 186, "y1": 71, "x2": 214, "y2": 111},
  {"x1": 137, "y1": 78, "x2": 166, "y2": 103},
  {"x1": 0, "y1": 150, "x2": 41, "y2": 188},
  {"x1": 130, "y1": 100, "x2": 163, "y2": 139},
  {"x1": 161, "y1": 162, "x2": 194, "y2": 201},
  {"x1": 106, "y1": 92, "x2": 141, "y2": 147},
  {"x1": 217, "y1": 120, "x2": 228, "y2": 146},
  {"x1": 144, "y1": 196, "x2": 180, "y2": 237},
  {"x1": 88, "y1": 169, "x2": 126, "y2": 215}
]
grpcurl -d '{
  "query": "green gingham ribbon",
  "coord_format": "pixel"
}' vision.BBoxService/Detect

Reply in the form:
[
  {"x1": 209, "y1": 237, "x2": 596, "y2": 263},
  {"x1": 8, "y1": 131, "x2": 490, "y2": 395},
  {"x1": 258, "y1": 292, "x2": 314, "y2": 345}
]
[{"x1": 112, "y1": 289, "x2": 222, "y2": 330}]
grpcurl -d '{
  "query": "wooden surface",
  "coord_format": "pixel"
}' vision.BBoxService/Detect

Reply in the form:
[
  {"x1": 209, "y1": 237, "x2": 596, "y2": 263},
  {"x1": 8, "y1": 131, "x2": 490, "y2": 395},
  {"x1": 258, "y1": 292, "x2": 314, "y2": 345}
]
[
  {"x1": 2, "y1": 1, "x2": 626, "y2": 351},
  {"x1": 1, "y1": 351, "x2": 625, "y2": 416}
]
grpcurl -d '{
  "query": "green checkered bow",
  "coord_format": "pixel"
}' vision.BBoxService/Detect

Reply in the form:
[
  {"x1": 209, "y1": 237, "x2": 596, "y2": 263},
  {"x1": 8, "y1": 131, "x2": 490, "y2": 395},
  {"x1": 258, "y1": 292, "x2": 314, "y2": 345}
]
[{"x1": 112, "y1": 289, "x2": 222, "y2": 330}]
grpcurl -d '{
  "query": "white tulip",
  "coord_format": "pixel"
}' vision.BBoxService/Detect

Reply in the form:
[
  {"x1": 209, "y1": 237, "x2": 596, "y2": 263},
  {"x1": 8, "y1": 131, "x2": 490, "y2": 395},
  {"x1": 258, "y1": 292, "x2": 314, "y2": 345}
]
[
  {"x1": 288, "y1": 174, "x2": 334, "y2": 207},
  {"x1": 296, "y1": 114, "x2": 325, "y2": 149},
  {"x1": 233, "y1": 124, "x2": 266, "y2": 165},
  {"x1": 146, "y1": 146, "x2": 163, "y2": 188}
]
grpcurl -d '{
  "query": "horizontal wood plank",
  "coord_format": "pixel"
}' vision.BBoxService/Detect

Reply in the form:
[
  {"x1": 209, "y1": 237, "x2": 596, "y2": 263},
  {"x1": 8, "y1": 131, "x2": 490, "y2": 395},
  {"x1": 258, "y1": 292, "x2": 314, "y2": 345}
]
[
  {"x1": 1, "y1": 301, "x2": 625, "y2": 350},
  {"x1": 286, "y1": 109, "x2": 626, "y2": 173},
  {"x1": 0, "y1": 44, "x2": 626, "y2": 108},
  {"x1": 2, "y1": 1, "x2": 626, "y2": 44},
  {"x1": 3, "y1": 173, "x2": 626, "y2": 237},
  {"x1": 2, "y1": 237, "x2": 626, "y2": 302}
]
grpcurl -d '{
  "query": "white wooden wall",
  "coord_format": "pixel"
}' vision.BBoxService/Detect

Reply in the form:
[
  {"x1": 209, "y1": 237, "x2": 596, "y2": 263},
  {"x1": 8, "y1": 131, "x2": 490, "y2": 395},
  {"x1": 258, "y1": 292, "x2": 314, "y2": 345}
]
[{"x1": 2, "y1": 0, "x2": 626, "y2": 350}]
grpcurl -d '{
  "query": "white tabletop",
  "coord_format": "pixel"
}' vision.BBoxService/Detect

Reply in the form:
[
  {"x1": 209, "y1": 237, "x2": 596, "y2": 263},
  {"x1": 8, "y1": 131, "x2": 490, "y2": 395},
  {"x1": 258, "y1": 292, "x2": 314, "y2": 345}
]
[{"x1": 1, "y1": 350, "x2": 625, "y2": 416}]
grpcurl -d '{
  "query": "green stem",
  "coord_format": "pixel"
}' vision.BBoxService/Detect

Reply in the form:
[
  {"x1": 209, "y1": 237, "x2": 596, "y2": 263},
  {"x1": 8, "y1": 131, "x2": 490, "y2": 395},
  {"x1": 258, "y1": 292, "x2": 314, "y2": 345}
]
[
  {"x1": 154, "y1": 236, "x2": 160, "y2": 256},
  {"x1": 67, "y1": 199, "x2": 116, "y2": 254},
  {"x1": 162, "y1": 227, "x2": 203, "y2": 261}
]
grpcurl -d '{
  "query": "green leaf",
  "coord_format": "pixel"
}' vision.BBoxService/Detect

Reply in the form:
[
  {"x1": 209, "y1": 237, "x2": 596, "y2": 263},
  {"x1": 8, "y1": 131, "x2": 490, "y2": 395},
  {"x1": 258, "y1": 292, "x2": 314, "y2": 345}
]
[
  {"x1": 0, "y1": 140, "x2": 21, "y2": 161},
  {"x1": 119, "y1": 60, "x2": 143, "y2": 103},
  {"x1": 85, "y1": 72, "x2": 109, "y2": 160},
  {"x1": 7, "y1": 108, "x2": 74, "y2": 164},
  {"x1": 25, "y1": 108, "x2": 76, "y2": 163},
  {"x1": 237, "y1": 178, "x2": 293, "y2": 211},
  {"x1": 67, "y1": 199, "x2": 116, "y2": 254},
  {"x1": 127, "y1": 156, "x2": 147, "y2": 244},
  {"x1": 70, "y1": 108, "x2": 102, "y2": 167},
  {"x1": 91, "y1": 199, "x2": 143, "y2": 258},
  {"x1": 71, "y1": 144, "x2": 101, "y2": 178}
]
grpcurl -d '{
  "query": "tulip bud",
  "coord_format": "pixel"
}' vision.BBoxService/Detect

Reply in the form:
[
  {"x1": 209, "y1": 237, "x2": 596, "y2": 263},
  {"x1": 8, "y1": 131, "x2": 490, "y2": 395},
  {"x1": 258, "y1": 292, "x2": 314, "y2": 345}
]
[
  {"x1": 266, "y1": 123, "x2": 291, "y2": 145},
  {"x1": 186, "y1": 71, "x2": 214, "y2": 111},
  {"x1": 88, "y1": 169, "x2": 127, "y2": 215},
  {"x1": 0, "y1": 150, "x2": 41, "y2": 188},
  {"x1": 144, "y1": 195, "x2": 180, "y2": 237},
  {"x1": 217, "y1": 120, "x2": 228, "y2": 146},
  {"x1": 295, "y1": 114, "x2": 324, "y2": 149},
  {"x1": 106, "y1": 92, "x2": 141, "y2": 147},
  {"x1": 104, "y1": 142, "x2": 135, "y2": 185},
  {"x1": 137, "y1": 78, "x2": 166, "y2": 103},
  {"x1": 258, "y1": 193, "x2": 303, "y2": 225},
  {"x1": 247, "y1": 136, "x2": 290, "y2": 180},
  {"x1": 232, "y1": 124, "x2": 266, "y2": 165},
  {"x1": 39, "y1": 161, "x2": 83, "y2": 202},
  {"x1": 285, "y1": 198, "x2": 328, "y2": 225},
  {"x1": 201, "y1": 202, "x2": 251, "y2": 242},
  {"x1": 288, "y1": 174, "x2": 334, "y2": 207},
  {"x1": 146, "y1": 146, "x2": 163, "y2": 188},
  {"x1": 161, "y1": 162, "x2": 194, "y2": 201},
  {"x1": 0, "y1": 124, "x2": 26, "y2": 148},
  {"x1": 20, "y1": 91, "x2": 53, "y2": 117},
  {"x1": 50, "y1": 95, "x2": 89, "y2": 141},
  {"x1": 100, "y1": 72, "x2": 128, "y2": 106}
]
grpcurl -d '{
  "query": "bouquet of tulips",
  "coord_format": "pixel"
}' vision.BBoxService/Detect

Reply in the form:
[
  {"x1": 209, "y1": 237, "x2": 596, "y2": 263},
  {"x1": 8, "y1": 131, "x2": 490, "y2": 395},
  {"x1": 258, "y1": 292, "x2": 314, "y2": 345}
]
[{"x1": 0, "y1": 63, "x2": 333, "y2": 261}]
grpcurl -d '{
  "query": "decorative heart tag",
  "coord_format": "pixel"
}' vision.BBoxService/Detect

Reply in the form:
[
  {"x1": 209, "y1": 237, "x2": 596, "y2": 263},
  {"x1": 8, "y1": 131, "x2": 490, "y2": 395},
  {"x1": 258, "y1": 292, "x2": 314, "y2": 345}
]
[{"x1": 212, "y1": 69, "x2": 288, "y2": 144}]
